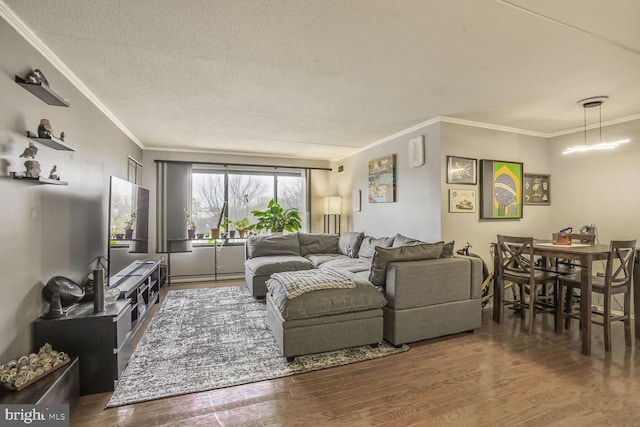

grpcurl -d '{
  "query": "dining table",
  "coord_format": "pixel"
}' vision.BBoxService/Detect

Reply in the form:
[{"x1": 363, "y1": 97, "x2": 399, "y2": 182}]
[{"x1": 492, "y1": 241, "x2": 612, "y2": 356}]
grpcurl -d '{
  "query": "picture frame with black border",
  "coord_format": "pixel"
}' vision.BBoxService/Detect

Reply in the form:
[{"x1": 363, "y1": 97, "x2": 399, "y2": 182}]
[
  {"x1": 523, "y1": 173, "x2": 550, "y2": 205},
  {"x1": 446, "y1": 155, "x2": 477, "y2": 185}
]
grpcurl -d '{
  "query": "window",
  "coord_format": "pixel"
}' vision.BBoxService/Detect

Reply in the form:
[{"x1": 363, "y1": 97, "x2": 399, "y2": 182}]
[{"x1": 191, "y1": 167, "x2": 306, "y2": 234}]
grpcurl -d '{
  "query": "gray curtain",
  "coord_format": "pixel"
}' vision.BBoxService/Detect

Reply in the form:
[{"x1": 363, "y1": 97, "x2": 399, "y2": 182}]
[{"x1": 156, "y1": 161, "x2": 192, "y2": 253}]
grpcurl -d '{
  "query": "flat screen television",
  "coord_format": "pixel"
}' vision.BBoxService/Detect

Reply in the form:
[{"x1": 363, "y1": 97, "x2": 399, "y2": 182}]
[{"x1": 107, "y1": 176, "x2": 150, "y2": 287}]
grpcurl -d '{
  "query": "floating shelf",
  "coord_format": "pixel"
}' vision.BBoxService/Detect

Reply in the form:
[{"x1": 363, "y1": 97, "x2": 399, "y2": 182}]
[
  {"x1": 15, "y1": 76, "x2": 70, "y2": 107},
  {"x1": 26, "y1": 131, "x2": 75, "y2": 151},
  {"x1": 10, "y1": 172, "x2": 68, "y2": 186}
]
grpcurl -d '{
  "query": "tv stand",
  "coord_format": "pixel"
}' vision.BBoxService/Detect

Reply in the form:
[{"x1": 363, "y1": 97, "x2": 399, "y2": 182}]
[
  {"x1": 112, "y1": 260, "x2": 161, "y2": 335},
  {"x1": 31, "y1": 261, "x2": 160, "y2": 395}
]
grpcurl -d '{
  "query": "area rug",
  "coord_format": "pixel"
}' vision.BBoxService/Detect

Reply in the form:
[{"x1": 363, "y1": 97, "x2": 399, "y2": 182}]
[{"x1": 106, "y1": 286, "x2": 409, "y2": 407}]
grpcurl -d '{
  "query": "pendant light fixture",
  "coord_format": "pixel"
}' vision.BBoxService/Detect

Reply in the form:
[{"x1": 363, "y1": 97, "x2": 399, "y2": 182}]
[{"x1": 563, "y1": 96, "x2": 630, "y2": 154}]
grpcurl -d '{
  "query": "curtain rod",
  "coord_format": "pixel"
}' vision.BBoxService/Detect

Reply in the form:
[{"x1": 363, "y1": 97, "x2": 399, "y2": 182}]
[{"x1": 154, "y1": 159, "x2": 332, "y2": 171}]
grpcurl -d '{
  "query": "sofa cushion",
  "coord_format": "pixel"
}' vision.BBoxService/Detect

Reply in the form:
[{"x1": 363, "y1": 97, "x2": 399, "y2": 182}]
[
  {"x1": 338, "y1": 231, "x2": 365, "y2": 258},
  {"x1": 392, "y1": 233, "x2": 423, "y2": 247},
  {"x1": 267, "y1": 272, "x2": 387, "y2": 320},
  {"x1": 368, "y1": 242, "x2": 444, "y2": 287},
  {"x1": 246, "y1": 234, "x2": 301, "y2": 259},
  {"x1": 305, "y1": 253, "x2": 349, "y2": 267},
  {"x1": 298, "y1": 233, "x2": 339, "y2": 256},
  {"x1": 320, "y1": 257, "x2": 371, "y2": 273},
  {"x1": 244, "y1": 255, "x2": 314, "y2": 276},
  {"x1": 358, "y1": 236, "x2": 393, "y2": 260}
]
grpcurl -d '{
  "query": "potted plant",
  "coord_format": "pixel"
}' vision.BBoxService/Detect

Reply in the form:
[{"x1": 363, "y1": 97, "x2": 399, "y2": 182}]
[
  {"x1": 184, "y1": 209, "x2": 197, "y2": 239},
  {"x1": 124, "y1": 210, "x2": 136, "y2": 240},
  {"x1": 251, "y1": 199, "x2": 301, "y2": 234},
  {"x1": 234, "y1": 217, "x2": 251, "y2": 238},
  {"x1": 220, "y1": 217, "x2": 233, "y2": 238}
]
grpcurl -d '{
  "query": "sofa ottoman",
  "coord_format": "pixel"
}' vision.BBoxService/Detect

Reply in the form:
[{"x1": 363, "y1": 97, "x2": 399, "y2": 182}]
[{"x1": 265, "y1": 271, "x2": 387, "y2": 360}]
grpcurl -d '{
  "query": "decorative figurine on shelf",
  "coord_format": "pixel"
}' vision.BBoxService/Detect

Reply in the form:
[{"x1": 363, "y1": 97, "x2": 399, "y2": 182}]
[
  {"x1": 49, "y1": 165, "x2": 60, "y2": 180},
  {"x1": 59, "y1": 131, "x2": 65, "y2": 141},
  {"x1": 24, "y1": 160, "x2": 41, "y2": 178},
  {"x1": 24, "y1": 68, "x2": 49, "y2": 86},
  {"x1": 37, "y1": 119, "x2": 52, "y2": 138},
  {"x1": 19, "y1": 141, "x2": 38, "y2": 159}
]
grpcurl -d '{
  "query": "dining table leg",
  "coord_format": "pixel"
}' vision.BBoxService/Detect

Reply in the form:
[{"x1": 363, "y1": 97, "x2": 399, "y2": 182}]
[
  {"x1": 580, "y1": 255, "x2": 592, "y2": 356},
  {"x1": 634, "y1": 253, "x2": 640, "y2": 340}
]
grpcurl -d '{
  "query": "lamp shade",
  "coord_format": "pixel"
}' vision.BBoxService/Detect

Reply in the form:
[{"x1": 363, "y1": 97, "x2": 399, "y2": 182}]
[{"x1": 324, "y1": 196, "x2": 342, "y2": 215}]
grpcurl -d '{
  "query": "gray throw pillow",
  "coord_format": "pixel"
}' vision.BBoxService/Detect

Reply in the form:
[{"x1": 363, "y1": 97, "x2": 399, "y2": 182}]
[
  {"x1": 392, "y1": 233, "x2": 423, "y2": 247},
  {"x1": 440, "y1": 240, "x2": 455, "y2": 258},
  {"x1": 246, "y1": 233, "x2": 301, "y2": 259},
  {"x1": 358, "y1": 236, "x2": 394, "y2": 261},
  {"x1": 338, "y1": 231, "x2": 365, "y2": 258},
  {"x1": 298, "y1": 233, "x2": 340, "y2": 256},
  {"x1": 368, "y1": 242, "x2": 444, "y2": 287}
]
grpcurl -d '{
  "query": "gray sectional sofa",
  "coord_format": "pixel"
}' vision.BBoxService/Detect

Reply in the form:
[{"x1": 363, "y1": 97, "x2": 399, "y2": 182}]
[{"x1": 244, "y1": 232, "x2": 482, "y2": 358}]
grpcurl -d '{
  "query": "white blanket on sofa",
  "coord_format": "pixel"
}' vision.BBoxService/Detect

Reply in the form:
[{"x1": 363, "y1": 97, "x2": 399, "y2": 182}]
[{"x1": 269, "y1": 268, "x2": 356, "y2": 299}]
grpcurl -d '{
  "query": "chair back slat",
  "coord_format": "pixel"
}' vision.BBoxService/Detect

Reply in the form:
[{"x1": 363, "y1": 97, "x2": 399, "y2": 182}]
[
  {"x1": 605, "y1": 240, "x2": 636, "y2": 291},
  {"x1": 497, "y1": 235, "x2": 535, "y2": 280}
]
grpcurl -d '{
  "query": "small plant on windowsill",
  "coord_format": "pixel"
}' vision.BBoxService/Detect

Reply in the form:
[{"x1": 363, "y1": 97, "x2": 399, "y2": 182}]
[
  {"x1": 234, "y1": 217, "x2": 251, "y2": 238},
  {"x1": 184, "y1": 209, "x2": 197, "y2": 239},
  {"x1": 123, "y1": 210, "x2": 136, "y2": 239}
]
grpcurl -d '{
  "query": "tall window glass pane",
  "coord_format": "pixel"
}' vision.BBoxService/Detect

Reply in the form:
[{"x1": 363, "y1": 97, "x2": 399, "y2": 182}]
[
  {"x1": 228, "y1": 173, "x2": 274, "y2": 223},
  {"x1": 192, "y1": 172, "x2": 224, "y2": 232}
]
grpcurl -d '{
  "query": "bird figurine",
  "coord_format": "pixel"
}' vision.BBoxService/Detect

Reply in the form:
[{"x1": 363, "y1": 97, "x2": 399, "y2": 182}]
[
  {"x1": 19, "y1": 141, "x2": 39, "y2": 159},
  {"x1": 49, "y1": 165, "x2": 59, "y2": 180},
  {"x1": 38, "y1": 119, "x2": 52, "y2": 138},
  {"x1": 59, "y1": 131, "x2": 65, "y2": 141}
]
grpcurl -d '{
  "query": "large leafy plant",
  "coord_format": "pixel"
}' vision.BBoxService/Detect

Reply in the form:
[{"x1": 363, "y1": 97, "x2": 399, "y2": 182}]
[{"x1": 251, "y1": 199, "x2": 301, "y2": 233}]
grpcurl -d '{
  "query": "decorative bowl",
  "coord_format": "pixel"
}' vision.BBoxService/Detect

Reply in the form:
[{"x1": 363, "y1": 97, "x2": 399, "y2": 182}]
[{"x1": 104, "y1": 288, "x2": 121, "y2": 306}]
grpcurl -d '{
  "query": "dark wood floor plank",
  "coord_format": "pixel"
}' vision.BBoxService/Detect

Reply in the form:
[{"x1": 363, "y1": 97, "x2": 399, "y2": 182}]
[{"x1": 69, "y1": 281, "x2": 640, "y2": 426}]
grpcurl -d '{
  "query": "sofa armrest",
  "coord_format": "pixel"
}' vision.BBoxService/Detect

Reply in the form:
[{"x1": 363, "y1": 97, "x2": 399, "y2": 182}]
[{"x1": 385, "y1": 257, "x2": 481, "y2": 310}]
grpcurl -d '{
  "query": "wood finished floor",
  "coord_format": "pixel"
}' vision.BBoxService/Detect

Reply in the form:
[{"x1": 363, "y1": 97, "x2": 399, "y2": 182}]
[{"x1": 71, "y1": 281, "x2": 640, "y2": 426}]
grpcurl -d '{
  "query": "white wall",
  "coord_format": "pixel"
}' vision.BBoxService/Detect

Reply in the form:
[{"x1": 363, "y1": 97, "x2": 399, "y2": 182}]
[
  {"x1": 0, "y1": 19, "x2": 141, "y2": 361},
  {"x1": 333, "y1": 122, "x2": 442, "y2": 241}
]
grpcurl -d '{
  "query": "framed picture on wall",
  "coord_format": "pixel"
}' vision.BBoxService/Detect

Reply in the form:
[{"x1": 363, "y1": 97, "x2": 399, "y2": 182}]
[
  {"x1": 479, "y1": 159, "x2": 523, "y2": 219},
  {"x1": 523, "y1": 173, "x2": 550, "y2": 205},
  {"x1": 446, "y1": 156, "x2": 477, "y2": 184},
  {"x1": 449, "y1": 189, "x2": 476, "y2": 213},
  {"x1": 368, "y1": 154, "x2": 396, "y2": 203}
]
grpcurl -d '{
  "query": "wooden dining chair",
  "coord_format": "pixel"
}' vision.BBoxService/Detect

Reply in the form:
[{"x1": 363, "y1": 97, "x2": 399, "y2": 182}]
[
  {"x1": 496, "y1": 235, "x2": 560, "y2": 335},
  {"x1": 556, "y1": 239, "x2": 636, "y2": 352}
]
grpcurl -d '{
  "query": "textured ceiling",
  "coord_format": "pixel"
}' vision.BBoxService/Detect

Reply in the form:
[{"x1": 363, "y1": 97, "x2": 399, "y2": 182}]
[{"x1": 3, "y1": 0, "x2": 640, "y2": 160}]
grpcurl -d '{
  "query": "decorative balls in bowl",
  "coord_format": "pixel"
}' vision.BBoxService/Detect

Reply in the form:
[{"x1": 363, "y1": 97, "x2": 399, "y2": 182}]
[{"x1": 104, "y1": 288, "x2": 121, "y2": 306}]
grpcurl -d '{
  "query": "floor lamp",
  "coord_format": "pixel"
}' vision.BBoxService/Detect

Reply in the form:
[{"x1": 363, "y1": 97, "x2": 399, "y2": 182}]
[{"x1": 323, "y1": 196, "x2": 341, "y2": 235}]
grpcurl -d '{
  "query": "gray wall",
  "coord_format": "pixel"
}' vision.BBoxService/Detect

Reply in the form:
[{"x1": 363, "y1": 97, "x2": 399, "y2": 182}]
[
  {"x1": 0, "y1": 19, "x2": 141, "y2": 361},
  {"x1": 333, "y1": 122, "x2": 442, "y2": 241},
  {"x1": 440, "y1": 122, "x2": 551, "y2": 266},
  {"x1": 549, "y1": 119, "x2": 640, "y2": 243}
]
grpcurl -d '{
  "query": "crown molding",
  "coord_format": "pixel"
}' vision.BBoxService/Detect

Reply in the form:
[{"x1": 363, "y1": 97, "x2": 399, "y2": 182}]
[{"x1": 0, "y1": 2, "x2": 143, "y2": 149}]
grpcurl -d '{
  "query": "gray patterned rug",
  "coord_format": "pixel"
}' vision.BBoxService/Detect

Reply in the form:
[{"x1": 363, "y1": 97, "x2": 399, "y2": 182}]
[{"x1": 107, "y1": 286, "x2": 409, "y2": 407}]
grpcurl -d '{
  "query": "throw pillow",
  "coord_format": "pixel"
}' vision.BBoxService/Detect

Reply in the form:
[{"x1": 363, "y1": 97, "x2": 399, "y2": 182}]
[
  {"x1": 298, "y1": 233, "x2": 340, "y2": 256},
  {"x1": 368, "y1": 242, "x2": 444, "y2": 288},
  {"x1": 391, "y1": 233, "x2": 423, "y2": 247},
  {"x1": 246, "y1": 233, "x2": 301, "y2": 259},
  {"x1": 338, "y1": 231, "x2": 365, "y2": 258},
  {"x1": 358, "y1": 236, "x2": 394, "y2": 260},
  {"x1": 440, "y1": 240, "x2": 455, "y2": 258}
]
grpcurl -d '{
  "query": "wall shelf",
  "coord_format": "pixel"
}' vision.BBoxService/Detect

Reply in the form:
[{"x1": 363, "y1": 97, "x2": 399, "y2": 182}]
[
  {"x1": 10, "y1": 172, "x2": 68, "y2": 185},
  {"x1": 26, "y1": 131, "x2": 75, "y2": 151},
  {"x1": 15, "y1": 76, "x2": 70, "y2": 107}
]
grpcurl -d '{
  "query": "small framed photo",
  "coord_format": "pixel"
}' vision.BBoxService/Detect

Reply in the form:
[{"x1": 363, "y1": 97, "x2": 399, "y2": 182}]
[
  {"x1": 523, "y1": 173, "x2": 550, "y2": 205},
  {"x1": 449, "y1": 189, "x2": 476, "y2": 213},
  {"x1": 447, "y1": 156, "x2": 477, "y2": 185}
]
